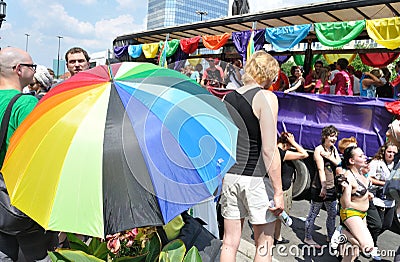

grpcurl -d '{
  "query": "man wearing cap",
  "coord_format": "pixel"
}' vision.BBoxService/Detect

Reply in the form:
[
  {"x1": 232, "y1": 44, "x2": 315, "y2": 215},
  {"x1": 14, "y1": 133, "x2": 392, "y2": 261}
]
[
  {"x1": 65, "y1": 47, "x2": 90, "y2": 77},
  {"x1": 201, "y1": 58, "x2": 224, "y2": 89},
  {"x1": 0, "y1": 47, "x2": 58, "y2": 261},
  {"x1": 28, "y1": 65, "x2": 54, "y2": 100}
]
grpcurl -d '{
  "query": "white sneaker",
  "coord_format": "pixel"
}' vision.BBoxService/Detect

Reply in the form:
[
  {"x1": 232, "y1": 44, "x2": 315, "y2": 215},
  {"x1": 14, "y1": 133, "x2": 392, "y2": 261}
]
[
  {"x1": 330, "y1": 225, "x2": 342, "y2": 250},
  {"x1": 371, "y1": 247, "x2": 382, "y2": 261}
]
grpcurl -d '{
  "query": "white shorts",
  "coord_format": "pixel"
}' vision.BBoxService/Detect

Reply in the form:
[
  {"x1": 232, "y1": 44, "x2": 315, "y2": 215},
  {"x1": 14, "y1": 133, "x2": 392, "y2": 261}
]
[
  {"x1": 220, "y1": 173, "x2": 276, "y2": 224},
  {"x1": 283, "y1": 184, "x2": 293, "y2": 214}
]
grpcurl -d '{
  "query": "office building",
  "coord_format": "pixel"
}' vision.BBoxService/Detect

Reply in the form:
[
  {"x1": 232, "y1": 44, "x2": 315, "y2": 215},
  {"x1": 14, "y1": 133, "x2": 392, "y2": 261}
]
[{"x1": 147, "y1": 0, "x2": 229, "y2": 30}]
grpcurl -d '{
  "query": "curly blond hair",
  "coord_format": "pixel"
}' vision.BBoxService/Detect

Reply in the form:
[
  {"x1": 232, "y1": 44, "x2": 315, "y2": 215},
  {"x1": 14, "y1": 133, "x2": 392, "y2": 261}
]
[{"x1": 242, "y1": 51, "x2": 279, "y2": 87}]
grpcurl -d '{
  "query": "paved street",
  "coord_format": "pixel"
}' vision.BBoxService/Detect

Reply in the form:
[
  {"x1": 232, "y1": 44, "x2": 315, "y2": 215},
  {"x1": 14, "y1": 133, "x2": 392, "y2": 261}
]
[
  {"x1": 238, "y1": 199, "x2": 399, "y2": 262},
  {"x1": 16, "y1": 199, "x2": 399, "y2": 262}
]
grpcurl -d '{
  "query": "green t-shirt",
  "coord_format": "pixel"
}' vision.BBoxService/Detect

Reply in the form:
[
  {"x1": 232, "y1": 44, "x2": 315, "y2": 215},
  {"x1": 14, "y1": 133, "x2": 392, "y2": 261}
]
[{"x1": 0, "y1": 90, "x2": 38, "y2": 168}]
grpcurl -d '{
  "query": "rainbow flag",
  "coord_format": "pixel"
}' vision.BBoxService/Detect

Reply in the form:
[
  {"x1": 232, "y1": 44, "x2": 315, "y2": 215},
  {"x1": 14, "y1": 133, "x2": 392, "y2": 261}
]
[
  {"x1": 158, "y1": 40, "x2": 169, "y2": 68},
  {"x1": 246, "y1": 29, "x2": 255, "y2": 61}
]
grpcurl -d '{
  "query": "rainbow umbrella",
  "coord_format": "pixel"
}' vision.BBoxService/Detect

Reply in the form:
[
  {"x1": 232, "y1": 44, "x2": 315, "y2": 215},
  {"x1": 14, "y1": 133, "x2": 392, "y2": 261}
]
[{"x1": 1, "y1": 62, "x2": 237, "y2": 238}]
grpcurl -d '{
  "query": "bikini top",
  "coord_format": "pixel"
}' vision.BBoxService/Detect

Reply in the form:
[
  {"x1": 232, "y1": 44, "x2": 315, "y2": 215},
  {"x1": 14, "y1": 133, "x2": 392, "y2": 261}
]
[{"x1": 349, "y1": 170, "x2": 371, "y2": 197}]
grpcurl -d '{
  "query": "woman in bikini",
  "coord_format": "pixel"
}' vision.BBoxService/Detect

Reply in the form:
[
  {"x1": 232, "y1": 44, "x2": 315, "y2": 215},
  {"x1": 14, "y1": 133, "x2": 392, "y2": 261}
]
[{"x1": 337, "y1": 146, "x2": 374, "y2": 261}]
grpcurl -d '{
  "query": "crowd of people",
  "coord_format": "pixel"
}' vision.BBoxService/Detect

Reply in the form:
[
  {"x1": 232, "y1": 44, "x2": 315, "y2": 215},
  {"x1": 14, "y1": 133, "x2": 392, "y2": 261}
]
[
  {"x1": 1, "y1": 45, "x2": 400, "y2": 262},
  {"x1": 198, "y1": 54, "x2": 400, "y2": 100}
]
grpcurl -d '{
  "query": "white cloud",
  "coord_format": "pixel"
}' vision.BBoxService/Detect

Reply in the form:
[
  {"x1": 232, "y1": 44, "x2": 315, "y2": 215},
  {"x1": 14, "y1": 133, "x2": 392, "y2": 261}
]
[
  {"x1": 18, "y1": 2, "x2": 94, "y2": 36},
  {"x1": 51, "y1": 14, "x2": 147, "y2": 56},
  {"x1": 46, "y1": 4, "x2": 94, "y2": 35},
  {"x1": 95, "y1": 14, "x2": 146, "y2": 41}
]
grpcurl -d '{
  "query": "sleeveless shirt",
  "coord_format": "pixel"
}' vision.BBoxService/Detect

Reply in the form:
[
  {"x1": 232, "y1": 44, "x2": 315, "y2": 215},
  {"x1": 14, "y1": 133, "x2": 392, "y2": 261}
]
[{"x1": 224, "y1": 87, "x2": 265, "y2": 176}]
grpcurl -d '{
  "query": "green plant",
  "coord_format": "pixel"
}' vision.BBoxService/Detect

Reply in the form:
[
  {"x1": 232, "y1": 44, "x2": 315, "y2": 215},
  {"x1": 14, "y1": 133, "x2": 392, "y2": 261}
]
[
  {"x1": 158, "y1": 240, "x2": 201, "y2": 262},
  {"x1": 281, "y1": 60, "x2": 295, "y2": 77},
  {"x1": 49, "y1": 233, "x2": 108, "y2": 261},
  {"x1": 49, "y1": 227, "x2": 160, "y2": 262},
  {"x1": 350, "y1": 43, "x2": 371, "y2": 73},
  {"x1": 105, "y1": 227, "x2": 157, "y2": 261},
  {"x1": 48, "y1": 229, "x2": 201, "y2": 262}
]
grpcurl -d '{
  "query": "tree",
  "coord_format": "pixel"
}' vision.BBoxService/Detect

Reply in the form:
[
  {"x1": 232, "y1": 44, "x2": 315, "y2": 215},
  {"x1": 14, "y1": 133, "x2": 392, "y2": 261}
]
[{"x1": 350, "y1": 43, "x2": 371, "y2": 73}]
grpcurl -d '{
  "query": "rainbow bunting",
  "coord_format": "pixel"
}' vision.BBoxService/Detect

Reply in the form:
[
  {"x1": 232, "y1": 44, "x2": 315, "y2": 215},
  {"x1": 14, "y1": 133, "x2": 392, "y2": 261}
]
[
  {"x1": 158, "y1": 40, "x2": 169, "y2": 68},
  {"x1": 246, "y1": 29, "x2": 255, "y2": 61}
]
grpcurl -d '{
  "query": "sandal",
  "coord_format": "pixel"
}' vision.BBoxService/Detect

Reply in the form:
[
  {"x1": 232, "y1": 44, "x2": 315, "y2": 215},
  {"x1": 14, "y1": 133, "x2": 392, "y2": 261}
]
[{"x1": 274, "y1": 237, "x2": 290, "y2": 245}]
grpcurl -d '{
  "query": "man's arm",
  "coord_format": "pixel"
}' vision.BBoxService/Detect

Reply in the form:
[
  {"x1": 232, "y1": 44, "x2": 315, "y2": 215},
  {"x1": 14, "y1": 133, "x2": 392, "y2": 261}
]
[{"x1": 201, "y1": 69, "x2": 208, "y2": 87}]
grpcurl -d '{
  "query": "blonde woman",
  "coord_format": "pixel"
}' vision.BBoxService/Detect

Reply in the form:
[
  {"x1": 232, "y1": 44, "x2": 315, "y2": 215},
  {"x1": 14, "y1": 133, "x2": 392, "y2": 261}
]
[{"x1": 220, "y1": 51, "x2": 283, "y2": 262}]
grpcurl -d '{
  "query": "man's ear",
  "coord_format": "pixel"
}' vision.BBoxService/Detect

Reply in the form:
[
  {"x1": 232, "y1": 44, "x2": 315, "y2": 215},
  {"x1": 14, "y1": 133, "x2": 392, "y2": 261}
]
[{"x1": 15, "y1": 65, "x2": 22, "y2": 76}]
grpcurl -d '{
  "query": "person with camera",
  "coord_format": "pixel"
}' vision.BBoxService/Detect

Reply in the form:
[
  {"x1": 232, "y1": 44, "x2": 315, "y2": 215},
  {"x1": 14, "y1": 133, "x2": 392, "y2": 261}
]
[
  {"x1": 223, "y1": 60, "x2": 243, "y2": 89},
  {"x1": 201, "y1": 58, "x2": 224, "y2": 89},
  {"x1": 275, "y1": 132, "x2": 308, "y2": 245}
]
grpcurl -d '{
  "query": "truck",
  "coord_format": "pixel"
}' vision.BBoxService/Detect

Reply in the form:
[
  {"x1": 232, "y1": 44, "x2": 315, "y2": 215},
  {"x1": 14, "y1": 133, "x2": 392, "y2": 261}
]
[
  {"x1": 275, "y1": 92, "x2": 394, "y2": 197},
  {"x1": 208, "y1": 87, "x2": 395, "y2": 197}
]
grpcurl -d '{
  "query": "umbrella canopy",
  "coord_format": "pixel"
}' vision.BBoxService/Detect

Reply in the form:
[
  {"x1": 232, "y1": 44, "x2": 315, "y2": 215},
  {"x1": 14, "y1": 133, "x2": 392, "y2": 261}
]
[{"x1": 1, "y1": 62, "x2": 237, "y2": 238}]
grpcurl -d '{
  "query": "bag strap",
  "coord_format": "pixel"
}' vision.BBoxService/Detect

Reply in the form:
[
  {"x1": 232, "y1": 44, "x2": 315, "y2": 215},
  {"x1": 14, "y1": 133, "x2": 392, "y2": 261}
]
[{"x1": 0, "y1": 94, "x2": 24, "y2": 152}]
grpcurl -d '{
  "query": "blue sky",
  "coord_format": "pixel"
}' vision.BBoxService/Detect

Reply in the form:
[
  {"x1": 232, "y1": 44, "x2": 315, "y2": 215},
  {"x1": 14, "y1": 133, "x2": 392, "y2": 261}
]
[{"x1": 0, "y1": 0, "x2": 326, "y2": 69}]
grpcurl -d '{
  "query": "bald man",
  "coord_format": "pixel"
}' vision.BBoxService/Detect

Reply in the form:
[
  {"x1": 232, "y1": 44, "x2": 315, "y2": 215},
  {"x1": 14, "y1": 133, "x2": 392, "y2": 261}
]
[{"x1": 0, "y1": 47, "x2": 58, "y2": 261}]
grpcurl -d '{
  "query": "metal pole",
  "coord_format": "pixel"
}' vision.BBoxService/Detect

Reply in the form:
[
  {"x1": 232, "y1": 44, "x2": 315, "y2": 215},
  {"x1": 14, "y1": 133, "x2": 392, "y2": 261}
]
[
  {"x1": 195, "y1": 10, "x2": 207, "y2": 22},
  {"x1": 56, "y1": 35, "x2": 63, "y2": 79},
  {"x1": 25, "y1": 33, "x2": 29, "y2": 51},
  {"x1": 0, "y1": 0, "x2": 7, "y2": 29}
]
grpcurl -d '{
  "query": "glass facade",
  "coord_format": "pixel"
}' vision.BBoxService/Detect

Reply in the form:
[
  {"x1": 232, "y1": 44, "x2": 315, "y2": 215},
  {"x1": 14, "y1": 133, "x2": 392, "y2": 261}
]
[{"x1": 147, "y1": 0, "x2": 228, "y2": 30}]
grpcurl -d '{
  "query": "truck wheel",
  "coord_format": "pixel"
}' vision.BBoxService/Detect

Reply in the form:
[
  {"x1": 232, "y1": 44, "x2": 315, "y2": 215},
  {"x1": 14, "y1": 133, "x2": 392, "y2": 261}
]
[
  {"x1": 291, "y1": 160, "x2": 311, "y2": 199},
  {"x1": 391, "y1": 203, "x2": 400, "y2": 234}
]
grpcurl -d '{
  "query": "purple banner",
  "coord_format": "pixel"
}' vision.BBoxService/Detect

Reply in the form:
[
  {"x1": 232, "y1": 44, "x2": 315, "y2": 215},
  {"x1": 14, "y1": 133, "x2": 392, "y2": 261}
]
[
  {"x1": 114, "y1": 45, "x2": 129, "y2": 58},
  {"x1": 232, "y1": 29, "x2": 266, "y2": 63},
  {"x1": 275, "y1": 92, "x2": 395, "y2": 157}
]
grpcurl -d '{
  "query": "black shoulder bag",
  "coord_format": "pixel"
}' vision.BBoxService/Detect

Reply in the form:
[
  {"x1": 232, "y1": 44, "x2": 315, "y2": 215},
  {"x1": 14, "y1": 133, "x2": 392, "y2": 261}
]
[{"x1": 0, "y1": 93, "x2": 37, "y2": 235}]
